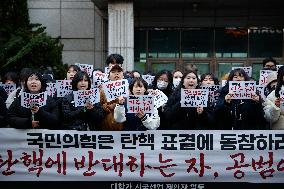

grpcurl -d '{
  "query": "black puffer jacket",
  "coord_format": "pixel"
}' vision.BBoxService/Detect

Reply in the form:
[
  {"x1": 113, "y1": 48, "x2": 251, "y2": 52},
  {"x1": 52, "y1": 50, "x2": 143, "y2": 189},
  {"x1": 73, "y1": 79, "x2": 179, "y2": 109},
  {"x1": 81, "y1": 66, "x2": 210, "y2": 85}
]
[
  {"x1": 0, "y1": 96, "x2": 7, "y2": 127},
  {"x1": 62, "y1": 92, "x2": 105, "y2": 131},
  {"x1": 214, "y1": 85, "x2": 267, "y2": 130},
  {"x1": 163, "y1": 87, "x2": 211, "y2": 130},
  {"x1": 7, "y1": 95, "x2": 59, "y2": 129},
  {"x1": 0, "y1": 86, "x2": 7, "y2": 101}
]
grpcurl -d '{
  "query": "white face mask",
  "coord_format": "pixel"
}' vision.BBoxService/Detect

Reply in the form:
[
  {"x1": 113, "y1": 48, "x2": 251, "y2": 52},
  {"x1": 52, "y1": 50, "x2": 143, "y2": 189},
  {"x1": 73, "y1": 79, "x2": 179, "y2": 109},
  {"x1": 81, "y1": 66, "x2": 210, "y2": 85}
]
[
  {"x1": 173, "y1": 78, "x2": 181, "y2": 88},
  {"x1": 157, "y1": 81, "x2": 168, "y2": 90}
]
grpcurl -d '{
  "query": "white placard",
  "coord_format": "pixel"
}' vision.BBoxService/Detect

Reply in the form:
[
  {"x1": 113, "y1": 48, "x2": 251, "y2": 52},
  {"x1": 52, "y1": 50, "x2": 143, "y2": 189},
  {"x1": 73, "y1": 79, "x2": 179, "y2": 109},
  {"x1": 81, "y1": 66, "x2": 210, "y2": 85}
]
[
  {"x1": 259, "y1": 70, "x2": 276, "y2": 86},
  {"x1": 73, "y1": 89, "x2": 100, "y2": 107},
  {"x1": 142, "y1": 75, "x2": 155, "y2": 86},
  {"x1": 279, "y1": 90, "x2": 284, "y2": 111},
  {"x1": 46, "y1": 83, "x2": 56, "y2": 97},
  {"x1": 92, "y1": 71, "x2": 108, "y2": 87},
  {"x1": 102, "y1": 79, "x2": 129, "y2": 102},
  {"x1": 56, "y1": 80, "x2": 72, "y2": 97},
  {"x1": 75, "y1": 63, "x2": 94, "y2": 78},
  {"x1": 201, "y1": 85, "x2": 221, "y2": 104},
  {"x1": 127, "y1": 95, "x2": 154, "y2": 113},
  {"x1": 20, "y1": 92, "x2": 47, "y2": 108},
  {"x1": 0, "y1": 83, "x2": 16, "y2": 95},
  {"x1": 148, "y1": 89, "x2": 168, "y2": 108},
  {"x1": 229, "y1": 81, "x2": 256, "y2": 99},
  {"x1": 181, "y1": 89, "x2": 209, "y2": 107}
]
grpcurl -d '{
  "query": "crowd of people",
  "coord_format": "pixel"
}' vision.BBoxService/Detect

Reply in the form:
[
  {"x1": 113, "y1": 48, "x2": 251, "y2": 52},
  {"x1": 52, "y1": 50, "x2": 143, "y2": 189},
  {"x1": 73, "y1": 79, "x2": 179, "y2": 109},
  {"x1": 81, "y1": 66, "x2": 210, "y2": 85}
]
[{"x1": 0, "y1": 54, "x2": 283, "y2": 130}]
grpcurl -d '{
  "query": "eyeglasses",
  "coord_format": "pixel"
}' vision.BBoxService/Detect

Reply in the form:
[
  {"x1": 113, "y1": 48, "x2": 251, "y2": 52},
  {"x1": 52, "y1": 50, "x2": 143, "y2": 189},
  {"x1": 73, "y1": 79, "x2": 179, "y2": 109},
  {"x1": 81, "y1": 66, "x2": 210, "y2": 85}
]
[{"x1": 265, "y1": 65, "x2": 276, "y2": 68}]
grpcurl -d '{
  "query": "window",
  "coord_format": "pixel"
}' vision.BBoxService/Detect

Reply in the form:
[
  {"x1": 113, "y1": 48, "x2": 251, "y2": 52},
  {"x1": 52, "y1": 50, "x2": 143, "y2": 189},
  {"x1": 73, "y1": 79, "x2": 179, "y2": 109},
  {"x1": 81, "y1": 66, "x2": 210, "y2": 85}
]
[
  {"x1": 151, "y1": 62, "x2": 176, "y2": 74},
  {"x1": 252, "y1": 63, "x2": 263, "y2": 82},
  {"x1": 181, "y1": 28, "x2": 213, "y2": 58},
  {"x1": 148, "y1": 30, "x2": 179, "y2": 58},
  {"x1": 249, "y1": 28, "x2": 283, "y2": 57},
  {"x1": 215, "y1": 28, "x2": 248, "y2": 58},
  {"x1": 217, "y1": 62, "x2": 244, "y2": 79},
  {"x1": 184, "y1": 63, "x2": 210, "y2": 77}
]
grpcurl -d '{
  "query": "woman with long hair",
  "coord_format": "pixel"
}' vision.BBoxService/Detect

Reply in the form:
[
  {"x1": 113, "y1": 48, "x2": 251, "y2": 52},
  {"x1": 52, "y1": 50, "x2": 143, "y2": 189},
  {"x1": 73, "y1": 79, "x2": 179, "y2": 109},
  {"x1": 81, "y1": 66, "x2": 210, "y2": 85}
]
[
  {"x1": 214, "y1": 68, "x2": 267, "y2": 130},
  {"x1": 263, "y1": 66, "x2": 284, "y2": 129},
  {"x1": 163, "y1": 70, "x2": 211, "y2": 129},
  {"x1": 62, "y1": 71, "x2": 105, "y2": 131}
]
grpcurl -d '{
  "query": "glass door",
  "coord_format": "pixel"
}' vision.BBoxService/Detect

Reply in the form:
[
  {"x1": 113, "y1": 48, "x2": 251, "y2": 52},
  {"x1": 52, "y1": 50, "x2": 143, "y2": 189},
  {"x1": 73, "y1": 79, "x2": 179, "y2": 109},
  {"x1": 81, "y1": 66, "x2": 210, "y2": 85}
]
[
  {"x1": 183, "y1": 61, "x2": 211, "y2": 78},
  {"x1": 217, "y1": 62, "x2": 245, "y2": 79},
  {"x1": 147, "y1": 60, "x2": 177, "y2": 74}
]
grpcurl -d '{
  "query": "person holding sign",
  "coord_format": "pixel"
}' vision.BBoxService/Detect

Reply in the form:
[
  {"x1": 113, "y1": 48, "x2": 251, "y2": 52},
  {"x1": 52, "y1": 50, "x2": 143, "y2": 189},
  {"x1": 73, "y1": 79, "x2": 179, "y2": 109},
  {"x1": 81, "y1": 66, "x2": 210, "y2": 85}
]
[
  {"x1": 149, "y1": 70, "x2": 173, "y2": 129},
  {"x1": 263, "y1": 66, "x2": 284, "y2": 129},
  {"x1": 5, "y1": 68, "x2": 33, "y2": 109},
  {"x1": 7, "y1": 71, "x2": 59, "y2": 129},
  {"x1": 114, "y1": 77, "x2": 160, "y2": 131},
  {"x1": 99, "y1": 65, "x2": 125, "y2": 131},
  {"x1": 163, "y1": 70, "x2": 211, "y2": 130},
  {"x1": 62, "y1": 71, "x2": 105, "y2": 131},
  {"x1": 53, "y1": 65, "x2": 81, "y2": 128},
  {"x1": 214, "y1": 69, "x2": 267, "y2": 130},
  {"x1": 200, "y1": 73, "x2": 220, "y2": 127}
]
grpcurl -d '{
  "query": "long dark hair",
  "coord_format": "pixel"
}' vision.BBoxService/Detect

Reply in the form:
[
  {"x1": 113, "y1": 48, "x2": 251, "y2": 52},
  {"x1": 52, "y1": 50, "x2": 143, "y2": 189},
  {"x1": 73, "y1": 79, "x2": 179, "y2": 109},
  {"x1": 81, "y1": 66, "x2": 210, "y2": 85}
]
[
  {"x1": 226, "y1": 68, "x2": 250, "y2": 84},
  {"x1": 71, "y1": 71, "x2": 91, "y2": 91},
  {"x1": 152, "y1": 70, "x2": 173, "y2": 96},
  {"x1": 24, "y1": 71, "x2": 47, "y2": 93},
  {"x1": 275, "y1": 66, "x2": 284, "y2": 98},
  {"x1": 221, "y1": 68, "x2": 250, "y2": 94}
]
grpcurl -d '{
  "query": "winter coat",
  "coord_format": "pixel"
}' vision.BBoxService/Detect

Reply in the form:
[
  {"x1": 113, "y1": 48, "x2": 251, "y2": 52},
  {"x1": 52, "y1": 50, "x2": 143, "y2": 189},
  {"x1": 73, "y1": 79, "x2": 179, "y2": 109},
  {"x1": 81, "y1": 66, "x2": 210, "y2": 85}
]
[
  {"x1": 163, "y1": 87, "x2": 211, "y2": 130},
  {"x1": 148, "y1": 85, "x2": 173, "y2": 130},
  {"x1": 214, "y1": 85, "x2": 267, "y2": 130},
  {"x1": 99, "y1": 89, "x2": 124, "y2": 131},
  {"x1": 263, "y1": 87, "x2": 284, "y2": 129},
  {"x1": 0, "y1": 86, "x2": 8, "y2": 101},
  {"x1": 0, "y1": 96, "x2": 7, "y2": 127},
  {"x1": 62, "y1": 92, "x2": 105, "y2": 131},
  {"x1": 6, "y1": 88, "x2": 22, "y2": 109},
  {"x1": 7, "y1": 95, "x2": 59, "y2": 129},
  {"x1": 114, "y1": 104, "x2": 160, "y2": 131}
]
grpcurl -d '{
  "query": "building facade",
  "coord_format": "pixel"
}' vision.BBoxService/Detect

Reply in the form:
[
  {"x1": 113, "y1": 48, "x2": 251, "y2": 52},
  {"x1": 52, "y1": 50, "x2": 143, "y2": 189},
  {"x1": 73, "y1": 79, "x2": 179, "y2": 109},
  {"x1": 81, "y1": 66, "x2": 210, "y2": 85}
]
[
  {"x1": 28, "y1": 0, "x2": 107, "y2": 69},
  {"x1": 29, "y1": 0, "x2": 284, "y2": 79}
]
